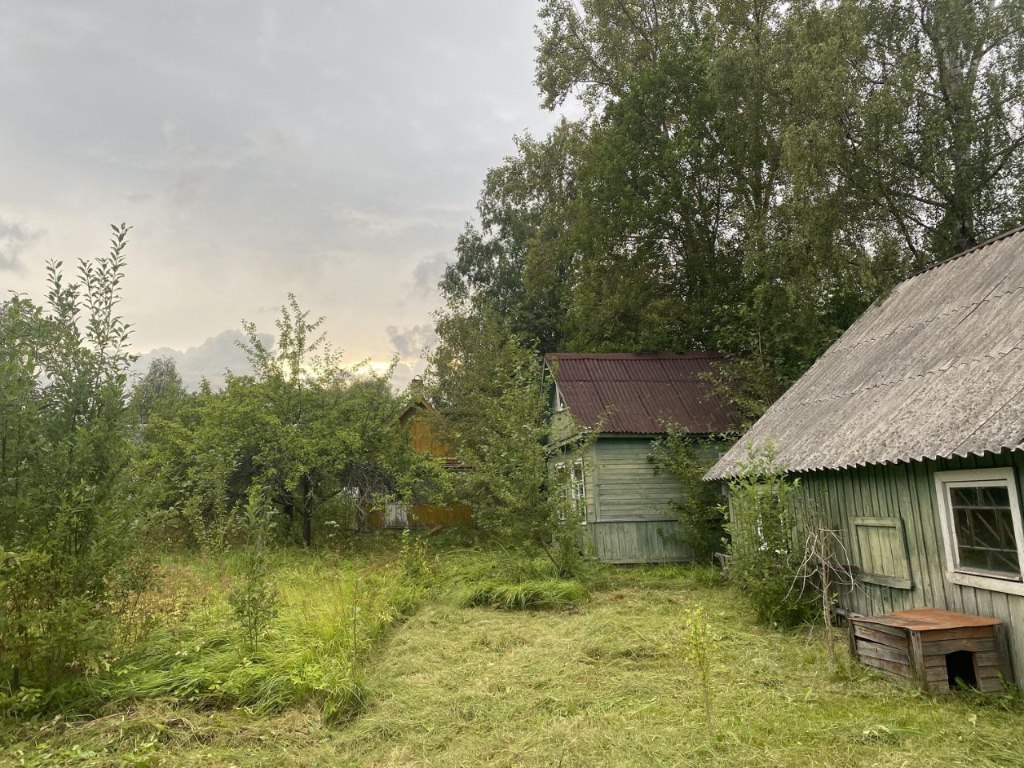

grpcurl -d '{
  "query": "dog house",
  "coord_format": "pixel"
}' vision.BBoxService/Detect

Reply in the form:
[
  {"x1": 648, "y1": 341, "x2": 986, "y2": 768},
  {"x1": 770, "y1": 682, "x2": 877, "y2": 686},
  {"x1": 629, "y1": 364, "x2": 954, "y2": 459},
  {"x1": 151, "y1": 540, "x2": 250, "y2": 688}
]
[{"x1": 850, "y1": 608, "x2": 1012, "y2": 693}]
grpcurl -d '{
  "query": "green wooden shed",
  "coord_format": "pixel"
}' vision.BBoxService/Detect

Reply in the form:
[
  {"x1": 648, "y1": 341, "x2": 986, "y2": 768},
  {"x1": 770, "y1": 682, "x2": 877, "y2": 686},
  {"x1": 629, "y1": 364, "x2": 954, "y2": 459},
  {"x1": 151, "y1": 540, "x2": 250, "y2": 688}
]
[
  {"x1": 707, "y1": 226, "x2": 1024, "y2": 685},
  {"x1": 546, "y1": 353, "x2": 738, "y2": 564}
]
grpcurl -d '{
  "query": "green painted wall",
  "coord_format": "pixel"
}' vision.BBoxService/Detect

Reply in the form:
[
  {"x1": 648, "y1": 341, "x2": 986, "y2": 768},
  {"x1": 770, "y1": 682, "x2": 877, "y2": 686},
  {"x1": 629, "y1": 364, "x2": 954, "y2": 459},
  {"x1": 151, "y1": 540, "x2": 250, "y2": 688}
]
[
  {"x1": 589, "y1": 438, "x2": 690, "y2": 563},
  {"x1": 797, "y1": 450, "x2": 1024, "y2": 684}
]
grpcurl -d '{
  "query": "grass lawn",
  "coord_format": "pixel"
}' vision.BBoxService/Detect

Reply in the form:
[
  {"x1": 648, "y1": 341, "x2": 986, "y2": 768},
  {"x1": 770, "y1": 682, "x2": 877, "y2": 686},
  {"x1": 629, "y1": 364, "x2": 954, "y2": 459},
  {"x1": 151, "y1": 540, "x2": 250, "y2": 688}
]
[{"x1": 1, "y1": 545, "x2": 1022, "y2": 767}]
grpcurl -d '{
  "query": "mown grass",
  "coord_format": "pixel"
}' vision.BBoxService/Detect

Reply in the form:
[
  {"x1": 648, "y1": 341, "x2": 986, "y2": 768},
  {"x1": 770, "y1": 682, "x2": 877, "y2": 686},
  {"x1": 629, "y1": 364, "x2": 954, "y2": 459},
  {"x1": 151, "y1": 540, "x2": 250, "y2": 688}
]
[{"x1": 1, "y1": 547, "x2": 1023, "y2": 767}]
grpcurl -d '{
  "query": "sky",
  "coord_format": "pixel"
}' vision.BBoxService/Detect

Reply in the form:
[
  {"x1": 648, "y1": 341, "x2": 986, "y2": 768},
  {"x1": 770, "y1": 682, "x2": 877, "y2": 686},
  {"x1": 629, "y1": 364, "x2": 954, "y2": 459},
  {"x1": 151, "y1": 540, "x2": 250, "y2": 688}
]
[{"x1": 0, "y1": 1, "x2": 571, "y2": 389}]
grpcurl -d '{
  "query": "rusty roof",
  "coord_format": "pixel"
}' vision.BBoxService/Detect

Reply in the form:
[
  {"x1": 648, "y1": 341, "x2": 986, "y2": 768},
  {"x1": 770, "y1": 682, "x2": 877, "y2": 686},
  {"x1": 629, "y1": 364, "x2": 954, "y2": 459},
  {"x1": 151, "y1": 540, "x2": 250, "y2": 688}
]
[
  {"x1": 545, "y1": 352, "x2": 739, "y2": 435},
  {"x1": 706, "y1": 227, "x2": 1024, "y2": 480}
]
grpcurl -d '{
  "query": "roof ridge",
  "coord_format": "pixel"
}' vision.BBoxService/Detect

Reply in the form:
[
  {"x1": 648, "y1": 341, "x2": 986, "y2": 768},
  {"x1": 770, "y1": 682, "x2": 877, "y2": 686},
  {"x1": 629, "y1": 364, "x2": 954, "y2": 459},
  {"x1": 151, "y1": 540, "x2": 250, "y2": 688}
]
[{"x1": 911, "y1": 223, "x2": 1024, "y2": 278}]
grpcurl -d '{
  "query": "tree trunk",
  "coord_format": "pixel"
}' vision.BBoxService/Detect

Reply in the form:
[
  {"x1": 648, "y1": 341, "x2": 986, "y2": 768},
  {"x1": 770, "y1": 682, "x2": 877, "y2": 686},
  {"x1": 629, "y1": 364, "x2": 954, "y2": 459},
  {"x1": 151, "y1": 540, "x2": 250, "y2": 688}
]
[{"x1": 299, "y1": 474, "x2": 312, "y2": 548}]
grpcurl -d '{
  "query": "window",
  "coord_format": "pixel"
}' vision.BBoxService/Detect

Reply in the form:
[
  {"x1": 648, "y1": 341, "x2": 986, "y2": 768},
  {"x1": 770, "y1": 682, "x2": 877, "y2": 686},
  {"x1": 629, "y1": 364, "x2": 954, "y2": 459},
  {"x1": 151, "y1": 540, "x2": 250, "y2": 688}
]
[
  {"x1": 553, "y1": 458, "x2": 586, "y2": 514},
  {"x1": 554, "y1": 385, "x2": 567, "y2": 412},
  {"x1": 934, "y1": 468, "x2": 1024, "y2": 595},
  {"x1": 569, "y1": 458, "x2": 586, "y2": 508}
]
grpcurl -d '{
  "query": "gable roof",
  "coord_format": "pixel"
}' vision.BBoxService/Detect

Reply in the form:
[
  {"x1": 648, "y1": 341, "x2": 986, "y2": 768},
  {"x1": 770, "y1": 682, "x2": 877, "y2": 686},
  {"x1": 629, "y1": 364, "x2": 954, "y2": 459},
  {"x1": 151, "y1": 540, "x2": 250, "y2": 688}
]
[
  {"x1": 545, "y1": 352, "x2": 738, "y2": 435},
  {"x1": 706, "y1": 227, "x2": 1024, "y2": 480}
]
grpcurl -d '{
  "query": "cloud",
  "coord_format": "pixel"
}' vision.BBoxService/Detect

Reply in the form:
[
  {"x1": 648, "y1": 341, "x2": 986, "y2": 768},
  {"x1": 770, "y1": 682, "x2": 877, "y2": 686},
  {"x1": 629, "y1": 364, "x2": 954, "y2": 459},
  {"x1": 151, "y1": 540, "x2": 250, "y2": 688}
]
[
  {"x1": 0, "y1": 218, "x2": 42, "y2": 271},
  {"x1": 133, "y1": 329, "x2": 273, "y2": 391},
  {"x1": 386, "y1": 323, "x2": 437, "y2": 362},
  {"x1": 412, "y1": 252, "x2": 449, "y2": 297}
]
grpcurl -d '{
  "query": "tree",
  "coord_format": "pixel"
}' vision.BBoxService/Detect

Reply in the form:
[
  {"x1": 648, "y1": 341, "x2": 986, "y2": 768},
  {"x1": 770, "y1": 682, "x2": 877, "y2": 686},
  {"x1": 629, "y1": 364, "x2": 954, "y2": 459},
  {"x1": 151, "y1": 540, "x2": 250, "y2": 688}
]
[
  {"x1": 130, "y1": 356, "x2": 187, "y2": 426},
  {"x1": 440, "y1": 0, "x2": 1024, "y2": 423},
  {"x1": 427, "y1": 309, "x2": 587, "y2": 575},
  {"x1": 832, "y1": 0, "x2": 1024, "y2": 260},
  {"x1": 0, "y1": 224, "x2": 145, "y2": 696},
  {"x1": 136, "y1": 295, "x2": 419, "y2": 549}
]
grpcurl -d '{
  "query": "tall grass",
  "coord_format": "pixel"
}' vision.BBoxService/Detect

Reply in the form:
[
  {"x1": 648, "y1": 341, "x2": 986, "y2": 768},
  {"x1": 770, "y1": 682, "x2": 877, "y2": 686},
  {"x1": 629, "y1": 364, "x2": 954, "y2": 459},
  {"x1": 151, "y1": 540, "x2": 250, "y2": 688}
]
[{"x1": 96, "y1": 551, "x2": 426, "y2": 723}]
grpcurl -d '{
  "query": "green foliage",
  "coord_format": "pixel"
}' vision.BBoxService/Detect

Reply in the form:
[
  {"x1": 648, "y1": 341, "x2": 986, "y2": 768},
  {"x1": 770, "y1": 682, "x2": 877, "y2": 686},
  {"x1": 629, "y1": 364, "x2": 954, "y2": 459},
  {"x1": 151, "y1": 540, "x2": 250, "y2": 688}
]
[
  {"x1": 724, "y1": 443, "x2": 817, "y2": 628},
  {"x1": 0, "y1": 224, "x2": 151, "y2": 701},
  {"x1": 426, "y1": 312, "x2": 556, "y2": 549},
  {"x1": 455, "y1": 578, "x2": 588, "y2": 611},
  {"x1": 681, "y1": 603, "x2": 717, "y2": 728},
  {"x1": 650, "y1": 427, "x2": 731, "y2": 561},
  {"x1": 98, "y1": 552, "x2": 427, "y2": 725},
  {"x1": 440, "y1": 0, "x2": 1024, "y2": 419},
  {"x1": 227, "y1": 494, "x2": 279, "y2": 656},
  {"x1": 130, "y1": 356, "x2": 187, "y2": 426},
  {"x1": 134, "y1": 294, "x2": 425, "y2": 550}
]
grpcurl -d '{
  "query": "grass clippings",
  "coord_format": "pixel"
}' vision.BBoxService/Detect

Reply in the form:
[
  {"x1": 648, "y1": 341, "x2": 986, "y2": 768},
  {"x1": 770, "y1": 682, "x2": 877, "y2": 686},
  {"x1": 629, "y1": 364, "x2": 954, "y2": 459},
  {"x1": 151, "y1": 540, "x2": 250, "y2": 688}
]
[{"x1": 1, "y1": 557, "x2": 1022, "y2": 767}]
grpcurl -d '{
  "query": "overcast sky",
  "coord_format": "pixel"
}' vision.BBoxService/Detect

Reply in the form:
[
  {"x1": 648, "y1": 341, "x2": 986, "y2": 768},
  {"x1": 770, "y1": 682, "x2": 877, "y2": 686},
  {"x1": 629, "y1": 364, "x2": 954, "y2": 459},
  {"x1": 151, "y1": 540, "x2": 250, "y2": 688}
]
[{"x1": 0, "y1": 1, "x2": 569, "y2": 388}]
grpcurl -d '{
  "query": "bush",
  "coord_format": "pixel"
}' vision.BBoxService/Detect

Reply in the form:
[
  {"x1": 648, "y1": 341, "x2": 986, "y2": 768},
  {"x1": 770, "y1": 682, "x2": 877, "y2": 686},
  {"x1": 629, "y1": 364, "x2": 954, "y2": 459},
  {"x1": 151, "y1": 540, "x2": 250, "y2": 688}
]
[
  {"x1": 725, "y1": 443, "x2": 817, "y2": 628},
  {"x1": 651, "y1": 427, "x2": 732, "y2": 561}
]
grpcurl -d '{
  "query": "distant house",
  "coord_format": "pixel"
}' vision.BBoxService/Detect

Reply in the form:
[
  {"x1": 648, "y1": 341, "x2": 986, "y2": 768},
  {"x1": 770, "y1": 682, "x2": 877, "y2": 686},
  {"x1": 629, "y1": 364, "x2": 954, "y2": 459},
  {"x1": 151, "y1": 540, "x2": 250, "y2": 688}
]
[
  {"x1": 546, "y1": 353, "x2": 739, "y2": 564},
  {"x1": 379, "y1": 379, "x2": 472, "y2": 530},
  {"x1": 707, "y1": 226, "x2": 1024, "y2": 685}
]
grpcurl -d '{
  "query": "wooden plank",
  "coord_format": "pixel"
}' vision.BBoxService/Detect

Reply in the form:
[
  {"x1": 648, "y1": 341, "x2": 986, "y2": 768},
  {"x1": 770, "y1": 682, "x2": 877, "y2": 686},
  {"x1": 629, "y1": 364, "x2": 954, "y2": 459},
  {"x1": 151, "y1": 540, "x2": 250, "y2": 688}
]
[
  {"x1": 918, "y1": 626, "x2": 997, "y2": 642},
  {"x1": 855, "y1": 643, "x2": 910, "y2": 665},
  {"x1": 978, "y1": 677, "x2": 1005, "y2": 693},
  {"x1": 916, "y1": 637, "x2": 996, "y2": 655},
  {"x1": 861, "y1": 656, "x2": 911, "y2": 677},
  {"x1": 896, "y1": 462, "x2": 929, "y2": 604},
  {"x1": 854, "y1": 625, "x2": 909, "y2": 647},
  {"x1": 921, "y1": 651, "x2": 1003, "y2": 668},
  {"x1": 909, "y1": 630, "x2": 928, "y2": 688},
  {"x1": 852, "y1": 619, "x2": 910, "y2": 638}
]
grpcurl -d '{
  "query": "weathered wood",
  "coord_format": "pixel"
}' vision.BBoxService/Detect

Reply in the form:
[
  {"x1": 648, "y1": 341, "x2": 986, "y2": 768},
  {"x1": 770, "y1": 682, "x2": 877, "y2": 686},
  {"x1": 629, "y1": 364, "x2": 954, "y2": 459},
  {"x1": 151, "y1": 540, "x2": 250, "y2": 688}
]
[
  {"x1": 860, "y1": 656, "x2": 911, "y2": 678},
  {"x1": 855, "y1": 642, "x2": 910, "y2": 665},
  {"x1": 917, "y1": 625, "x2": 996, "y2": 642},
  {"x1": 800, "y1": 455, "x2": 1024, "y2": 686},
  {"x1": 918, "y1": 637, "x2": 996, "y2": 656},
  {"x1": 853, "y1": 625, "x2": 909, "y2": 648}
]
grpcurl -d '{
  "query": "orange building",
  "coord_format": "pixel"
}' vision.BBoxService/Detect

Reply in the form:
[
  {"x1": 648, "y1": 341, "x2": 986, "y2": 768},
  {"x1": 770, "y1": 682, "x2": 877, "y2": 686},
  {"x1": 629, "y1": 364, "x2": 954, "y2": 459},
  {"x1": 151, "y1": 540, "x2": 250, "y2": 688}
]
[{"x1": 382, "y1": 382, "x2": 472, "y2": 529}]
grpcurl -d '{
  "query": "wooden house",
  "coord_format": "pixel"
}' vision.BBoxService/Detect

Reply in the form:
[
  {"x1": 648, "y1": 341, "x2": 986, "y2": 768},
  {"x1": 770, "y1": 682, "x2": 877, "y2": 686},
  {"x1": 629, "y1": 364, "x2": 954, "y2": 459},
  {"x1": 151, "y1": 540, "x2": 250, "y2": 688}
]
[
  {"x1": 546, "y1": 353, "x2": 739, "y2": 564},
  {"x1": 706, "y1": 226, "x2": 1024, "y2": 686},
  {"x1": 380, "y1": 379, "x2": 472, "y2": 529}
]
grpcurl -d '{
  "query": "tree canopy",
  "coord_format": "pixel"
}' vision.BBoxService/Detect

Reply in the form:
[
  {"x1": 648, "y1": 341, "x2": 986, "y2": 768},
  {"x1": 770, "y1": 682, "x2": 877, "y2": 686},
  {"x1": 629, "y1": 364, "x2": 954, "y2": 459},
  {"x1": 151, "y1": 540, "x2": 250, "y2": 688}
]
[{"x1": 440, "y1": 0, "x2": 1024, "y2": 418}]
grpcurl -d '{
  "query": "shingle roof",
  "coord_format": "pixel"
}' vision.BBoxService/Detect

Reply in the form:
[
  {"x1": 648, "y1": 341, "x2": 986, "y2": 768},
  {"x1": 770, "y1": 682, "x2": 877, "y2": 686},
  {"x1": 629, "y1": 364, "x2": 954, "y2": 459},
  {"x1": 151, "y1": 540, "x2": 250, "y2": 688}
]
[
  {"x1": 545, "y1": 352, "x2": 739, "y2": 435},
  {"x1": 706, "y1": 227, "x2": 1024, "y2": 480}
]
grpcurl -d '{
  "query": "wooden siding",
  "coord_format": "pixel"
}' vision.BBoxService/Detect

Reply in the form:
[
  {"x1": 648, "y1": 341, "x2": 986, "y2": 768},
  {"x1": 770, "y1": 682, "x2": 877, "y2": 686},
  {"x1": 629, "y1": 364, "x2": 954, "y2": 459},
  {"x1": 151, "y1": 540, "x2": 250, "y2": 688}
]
[
  {"x1": 587, "y1": 438, "x2": 697, "y2": 563},
  {"x1": 799, "y1": 450, "x2": 1024, "y2": 684},
  {"x1": 589, "y1": 519, "x2": 691, "y2": 563}
]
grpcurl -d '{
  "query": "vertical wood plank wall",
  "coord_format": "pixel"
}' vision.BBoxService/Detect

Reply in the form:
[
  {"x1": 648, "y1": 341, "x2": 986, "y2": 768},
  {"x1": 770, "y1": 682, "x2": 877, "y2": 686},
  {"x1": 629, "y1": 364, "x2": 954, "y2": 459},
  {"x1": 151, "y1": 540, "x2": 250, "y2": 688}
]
[
  {"x1": 585, "y1": 438, "x2": 694, "y2": 564},
  {"x1": 800, "y1": 451, "x2": 1024, "y2": 684}
]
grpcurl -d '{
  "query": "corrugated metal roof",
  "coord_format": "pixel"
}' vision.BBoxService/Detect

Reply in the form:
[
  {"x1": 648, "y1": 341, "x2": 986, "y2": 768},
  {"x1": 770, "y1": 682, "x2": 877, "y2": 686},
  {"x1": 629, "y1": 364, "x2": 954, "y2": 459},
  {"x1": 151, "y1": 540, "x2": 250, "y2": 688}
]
[
  {"x1": 706, "y1": 228, "x2": 1024, "y2": 480},
  {"x1": 545, "y1": 353, "x2": 739, "y2": 435}
]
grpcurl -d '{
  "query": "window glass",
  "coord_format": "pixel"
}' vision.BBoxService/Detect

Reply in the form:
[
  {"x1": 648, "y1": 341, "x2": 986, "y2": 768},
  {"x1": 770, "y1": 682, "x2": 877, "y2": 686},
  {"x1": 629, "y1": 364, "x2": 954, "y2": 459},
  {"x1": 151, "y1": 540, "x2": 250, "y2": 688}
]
[{"x1": 948, "y1": 482, "x2": 1019, "y2": 577}]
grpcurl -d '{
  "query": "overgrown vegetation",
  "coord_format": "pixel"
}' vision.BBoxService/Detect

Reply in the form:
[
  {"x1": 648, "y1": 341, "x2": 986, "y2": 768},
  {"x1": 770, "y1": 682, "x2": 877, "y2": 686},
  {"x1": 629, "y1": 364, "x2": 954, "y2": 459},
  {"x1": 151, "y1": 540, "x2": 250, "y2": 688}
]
[
  {"x1": 0, "y1": 225, "x2": 151, "y2": 707},
  {"x1": 425, "y1": 310, "x2": 588, "y2": 578},
  {"x1": 133, "y1": 295, "x2": 445, "y2": 550},
  {"x1": 441, "y1": 0, "x2": 1024, "y2": 416},
  {"x1": 651, "y1": 427, "x2": 731, "y2": 561},
  {"x1": 3, "y1": 560, "x2": 1022, "y2": 768},
  {"x1": 725, "y1": 444, "x2": 817, "y2": 628}
]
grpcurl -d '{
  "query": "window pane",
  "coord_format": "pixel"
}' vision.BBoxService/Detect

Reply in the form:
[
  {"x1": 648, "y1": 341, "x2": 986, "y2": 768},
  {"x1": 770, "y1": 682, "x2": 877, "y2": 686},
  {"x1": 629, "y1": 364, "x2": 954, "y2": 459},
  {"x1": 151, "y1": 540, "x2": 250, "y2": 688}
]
[
  {"x1": 949, "y1": 483, "x2": 1020, "y2": 577},
  {"x1": 950, "y1": 487, "x2": 978, "y2": 507}
]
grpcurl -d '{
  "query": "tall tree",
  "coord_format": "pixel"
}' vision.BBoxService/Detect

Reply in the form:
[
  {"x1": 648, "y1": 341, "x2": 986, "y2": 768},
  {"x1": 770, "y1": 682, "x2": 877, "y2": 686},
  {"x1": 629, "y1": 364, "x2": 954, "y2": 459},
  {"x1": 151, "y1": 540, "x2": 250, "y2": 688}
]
[{"x1": 0, "y1": 224, "x2": 142, "y2": 692}]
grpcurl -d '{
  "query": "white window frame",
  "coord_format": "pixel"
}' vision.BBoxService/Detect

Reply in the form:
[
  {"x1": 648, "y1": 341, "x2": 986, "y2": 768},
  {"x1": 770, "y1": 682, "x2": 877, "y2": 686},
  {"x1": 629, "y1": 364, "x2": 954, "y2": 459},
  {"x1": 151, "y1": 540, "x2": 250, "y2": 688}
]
[
  {"x1": 934, "y1": 468, "x2": 1024, "y2": 596},
  {"x1": 569, "y1": 458, "x2": 586, "y2": 508},
  {"x1": 553, "y1": 458, "x2": 587, "y2": 518},
  {"x1": 554, "y1": 384, "x2": 567, "y2": 412}
]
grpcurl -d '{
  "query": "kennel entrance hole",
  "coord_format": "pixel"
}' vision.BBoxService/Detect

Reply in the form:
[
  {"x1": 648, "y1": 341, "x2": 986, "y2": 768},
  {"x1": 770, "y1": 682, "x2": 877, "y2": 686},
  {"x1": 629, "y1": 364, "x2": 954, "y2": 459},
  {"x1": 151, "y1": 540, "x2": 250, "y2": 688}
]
[{"x1": 945, "y1": 650, "x2": 978, "y2": 690}]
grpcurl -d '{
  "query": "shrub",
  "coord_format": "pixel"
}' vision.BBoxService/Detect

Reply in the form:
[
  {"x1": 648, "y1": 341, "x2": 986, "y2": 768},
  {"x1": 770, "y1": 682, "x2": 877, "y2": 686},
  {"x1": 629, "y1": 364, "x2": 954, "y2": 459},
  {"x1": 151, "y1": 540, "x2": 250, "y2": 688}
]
[
  {"x1": 724, "y1": 443, "x2": 817, "y2": 628},
  {"x1": 650, "y1": 426, "x2": 732, "y2": 561}
]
